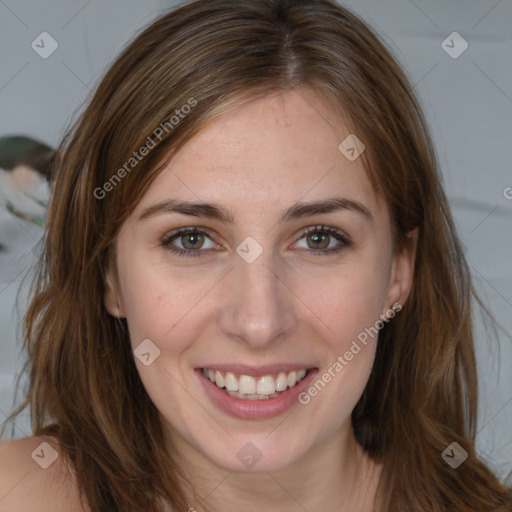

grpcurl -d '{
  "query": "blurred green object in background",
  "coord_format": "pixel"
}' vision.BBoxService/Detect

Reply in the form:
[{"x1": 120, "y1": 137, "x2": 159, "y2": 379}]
[{"x1": 0, "y1": 135, "x2": 55, "y2": 180}]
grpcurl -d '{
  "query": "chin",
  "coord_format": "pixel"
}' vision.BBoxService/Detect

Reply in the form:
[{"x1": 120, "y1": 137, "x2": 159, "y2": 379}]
[{"x1": 188, "y1": 424, "x2": 316, "y2": 474}]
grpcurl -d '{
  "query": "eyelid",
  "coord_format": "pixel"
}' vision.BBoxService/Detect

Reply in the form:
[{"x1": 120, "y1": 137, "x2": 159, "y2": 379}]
[
  {"x1": 160, "y1": 226, "x2": 218, "y2": 245},
  {"x1": 294, "y1": 225, "x2": 350, "y2": 243}
]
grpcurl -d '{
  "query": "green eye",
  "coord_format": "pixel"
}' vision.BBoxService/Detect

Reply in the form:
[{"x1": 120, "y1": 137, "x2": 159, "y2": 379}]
[{"x1": 161, "y1": 225, "x2": 351, "y2": 258}]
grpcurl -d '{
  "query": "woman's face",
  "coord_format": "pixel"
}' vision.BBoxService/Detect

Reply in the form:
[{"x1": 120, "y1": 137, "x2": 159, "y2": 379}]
[{"x1": 105, "y1": 88, "x2": 416, "y2": 473}]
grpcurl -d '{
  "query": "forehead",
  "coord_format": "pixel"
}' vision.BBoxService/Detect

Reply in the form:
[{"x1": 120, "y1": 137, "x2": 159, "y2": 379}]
[{"x1": 134, "y1": 89, "x2": 384, "y2": 224}]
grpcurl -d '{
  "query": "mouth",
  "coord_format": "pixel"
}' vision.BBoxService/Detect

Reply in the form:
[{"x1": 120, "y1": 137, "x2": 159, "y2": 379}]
[
  {"x1": 201, "y1": 367, "x2": 311, "y2": 400},
  {"x1": 196, "y1": 365, "x2": 318, "y2": 419}
]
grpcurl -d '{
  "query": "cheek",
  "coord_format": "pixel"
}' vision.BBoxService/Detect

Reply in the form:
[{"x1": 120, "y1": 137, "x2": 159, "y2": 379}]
[
  {"x1": 118, "y1": 253, "x2": 215, "y2": 350},
  {"x1": 295, "y1": 267, "x2": 383, "y2": 428},
  {"x1": 295, "y1": 260, "x2": 388, "y2": 348},
  {"x1": 291, "y1": 256, "x2": 388, "y2": 408}
]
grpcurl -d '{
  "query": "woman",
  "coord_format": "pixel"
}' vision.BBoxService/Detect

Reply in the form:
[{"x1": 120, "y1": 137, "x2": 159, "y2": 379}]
[{"x1": 1, "y1": 0, "x2": 511, "y2": 510}]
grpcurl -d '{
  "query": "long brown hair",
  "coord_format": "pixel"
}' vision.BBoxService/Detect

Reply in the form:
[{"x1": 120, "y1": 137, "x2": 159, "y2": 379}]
[{"x1": 2, "y1": 0, "x2": 511, "y2": 510}]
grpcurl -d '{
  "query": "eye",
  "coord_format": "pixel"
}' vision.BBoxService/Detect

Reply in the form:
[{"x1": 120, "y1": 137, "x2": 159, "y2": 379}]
[
  {"x1": 293, "y1": 225, "x2": 351, "y2": 255},
  {"x1": 161, "y1": 225, "x2": 351, "y2": 258},
  {"x1": 160, "y1": 227, "x2": 219, "y2": 258}
]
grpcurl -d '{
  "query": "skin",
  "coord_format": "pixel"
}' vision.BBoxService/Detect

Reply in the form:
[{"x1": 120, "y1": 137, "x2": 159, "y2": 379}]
[
  {"x1": 0, "y1": 436, "x2": 89, "y2": 511},
  {"x1": 104, "y1": 88, "x2": 418, "y2": 511}
]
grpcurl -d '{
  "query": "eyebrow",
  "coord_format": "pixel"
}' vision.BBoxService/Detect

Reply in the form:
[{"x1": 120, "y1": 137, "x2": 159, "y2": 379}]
[{"x1": 138, "y1": 196, "x2": 374, "y2": 224}]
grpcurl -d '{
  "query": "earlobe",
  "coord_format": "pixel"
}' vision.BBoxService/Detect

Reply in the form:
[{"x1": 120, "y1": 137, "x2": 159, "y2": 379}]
[
  {"x1": 384, "y1": 227, "x2": 419, "y2": 311},
  {"x1": 104, "y1": 271, "x2": 126, "y2": 318}
]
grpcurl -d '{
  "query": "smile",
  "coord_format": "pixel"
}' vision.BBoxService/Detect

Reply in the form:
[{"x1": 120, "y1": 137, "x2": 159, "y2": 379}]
[
  {"x1": 196, "y1": 364, "x2": 318, "y2": 419},
  {"x1": 201, "y1": 368, "x2": 310, "y2": 399}
]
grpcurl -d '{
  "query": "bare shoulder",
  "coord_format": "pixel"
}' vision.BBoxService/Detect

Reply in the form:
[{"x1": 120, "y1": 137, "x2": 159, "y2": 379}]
[{"x1": 0, "y1": 435, "x2": 90, "y2": 512}]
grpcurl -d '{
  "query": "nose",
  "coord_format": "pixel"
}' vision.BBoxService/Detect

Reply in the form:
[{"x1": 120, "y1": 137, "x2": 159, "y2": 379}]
[{"x1": 218, "y1": 250, "x2": 298, "y2": 349}]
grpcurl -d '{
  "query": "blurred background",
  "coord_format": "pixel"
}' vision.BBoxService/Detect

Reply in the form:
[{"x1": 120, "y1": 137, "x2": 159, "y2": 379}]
[{"x1": 0, "y1": 0, "x2": 511, "y2": 484}]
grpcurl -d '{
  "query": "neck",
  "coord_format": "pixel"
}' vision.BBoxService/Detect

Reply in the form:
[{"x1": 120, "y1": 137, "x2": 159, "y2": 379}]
[{"x1": 164, "y1": 422, "x2": 382, "y2": 512}]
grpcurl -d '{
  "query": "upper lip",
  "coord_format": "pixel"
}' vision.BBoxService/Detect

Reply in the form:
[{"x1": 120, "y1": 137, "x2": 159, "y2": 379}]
[{"x1": 197, "y1": 364, "x2": 316, "y2": 377}]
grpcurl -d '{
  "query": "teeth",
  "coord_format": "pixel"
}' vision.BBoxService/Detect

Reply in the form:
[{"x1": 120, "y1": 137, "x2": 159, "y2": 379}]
[
  {"x1": 256, "y1": 375, "x2": 275, "y2": 395},
  {"x1": 287, "y1": 371, "x2": 297, "y2": 388},
  {"x1": 202, "y1": 367, "x2": 309, "y2": 399},
  {"x1": 226, "y1": 391, "x2": 279, "y2": 400},
  {"x1": 239, "y1": 375, "x2": 256, "y2": 394},
  {"x1": 275, "y1": 372, "x2": 288, "y2": 391},
  {"x1": 225, "y1": 372, "x2": 239, "y2": 392},
  {"x1": 215, "y1": 370, "x2": 224, "y2": 388}
]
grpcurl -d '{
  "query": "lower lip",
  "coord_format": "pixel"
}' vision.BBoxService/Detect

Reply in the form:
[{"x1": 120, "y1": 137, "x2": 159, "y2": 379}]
[{"x1": 196, "y1": 368, "x2": 319, "y2": 420}]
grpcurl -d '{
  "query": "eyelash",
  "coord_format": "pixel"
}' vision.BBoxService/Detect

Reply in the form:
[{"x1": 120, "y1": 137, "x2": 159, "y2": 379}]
[{"x1": 160, "y1": 225, "x2": 352, "y2": 258}]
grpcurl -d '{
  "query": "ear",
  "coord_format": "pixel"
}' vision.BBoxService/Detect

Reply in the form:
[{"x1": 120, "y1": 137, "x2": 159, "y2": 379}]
[
  {"x1": 104, "y1": 265, "x2": 126, "y2": 319},
  {"x1": 382, "y1": 227, "x2": 418, "y2": 313}
]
